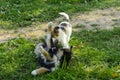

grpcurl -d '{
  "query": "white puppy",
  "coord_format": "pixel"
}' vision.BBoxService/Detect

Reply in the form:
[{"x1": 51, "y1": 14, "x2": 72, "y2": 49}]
[
  {"x1": 47, "y1": 12, "x2": 72, "y2": 48},
  {"x1": 58, "y1": 12, "x2": 72, "y2": 42}
]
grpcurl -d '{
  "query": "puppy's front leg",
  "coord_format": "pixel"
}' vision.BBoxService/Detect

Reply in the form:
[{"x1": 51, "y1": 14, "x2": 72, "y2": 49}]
[
  {"x1": 31, "y1": 67, "x2": 50, "y2": 76},
  {"x1": 61, "y1": 38, "x2": 69, "y2": 48},
  {"x1": 40, "y1": 46, "x2": 52, "y2": 60}
]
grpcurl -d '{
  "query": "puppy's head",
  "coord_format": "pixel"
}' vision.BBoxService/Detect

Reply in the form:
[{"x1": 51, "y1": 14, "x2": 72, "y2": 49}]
[
  {"x1": 47, "y1": 21, "x2": 70, "y2": 38},
  {"x1": 51, "y1": 26, "x2": 66, "y2": 38}
]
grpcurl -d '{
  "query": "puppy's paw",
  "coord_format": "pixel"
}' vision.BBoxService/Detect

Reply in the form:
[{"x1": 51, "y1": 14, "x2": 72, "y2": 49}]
[
  {"x1": 48, "y1": 22, "x2": 53, "y2": 27},
  {"x1": 31, "y1": 70, "x2": 37, "y2": 76}
]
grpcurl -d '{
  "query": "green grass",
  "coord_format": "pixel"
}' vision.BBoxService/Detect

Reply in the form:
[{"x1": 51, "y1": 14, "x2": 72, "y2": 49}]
[
  {"x1": 91, "y1": 23, "x2": 100, "y2": 27},
  {"x1": 0, "y1": 27, "x2": 120, "y2": 80},
  {"x1": 0, "y1": 0, "x2": 120, "y2": 29},
  {"x1": 0, "y1": 0, "x2": 120, "y2": 79},
  {"x1": 75, "y1": 24, "x2": 86, "y2": 28}
]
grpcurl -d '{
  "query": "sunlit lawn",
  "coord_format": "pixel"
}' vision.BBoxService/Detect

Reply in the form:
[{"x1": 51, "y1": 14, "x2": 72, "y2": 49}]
[
  {"x1": 0, "y1": 0, "x2": 120, "y2": 29},
  {"x1": 0, "y1": 27, "x2": 120, "y2": 80},
  {"x1": 0, "y1": 0, "x2": 120, "y2": 80}
]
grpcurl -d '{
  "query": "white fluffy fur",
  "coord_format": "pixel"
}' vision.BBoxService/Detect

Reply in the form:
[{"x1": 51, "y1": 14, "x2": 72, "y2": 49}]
[
  {"x1": 57, "y1": 12, "x2": 72, "y2": 48},
  {"x1": 57, "y1": 27, "x2": 69, "y2": 48},
  {"x1": 34, "y1": 43, "x2": 46, "y2": 60},
  {"x1": 46, "y1": 22, "x2": 53, "y2": 49},
  {"x1": 59, "y1": 12, "x2": 69, "y2": 21},
  {"x1": 31, "y1": 70, "x2": 37, "y2": 76},
  {"x1": 46, "y1": 12, "x2": 72, "y2": 49},
  {"x1": 58, "y1": 21, "x2": 72, "y2": 43}
]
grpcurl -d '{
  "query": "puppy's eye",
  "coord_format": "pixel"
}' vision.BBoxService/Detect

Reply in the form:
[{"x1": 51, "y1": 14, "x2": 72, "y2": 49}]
[{"x1": 54, "y1": 27, "x2": 59, "y2": 30}]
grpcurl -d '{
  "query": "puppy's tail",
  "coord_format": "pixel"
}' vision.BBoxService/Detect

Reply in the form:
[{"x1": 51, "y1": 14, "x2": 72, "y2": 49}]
[{"x1": 59, "y1": 12, "x2": 69, "y2": 21}]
